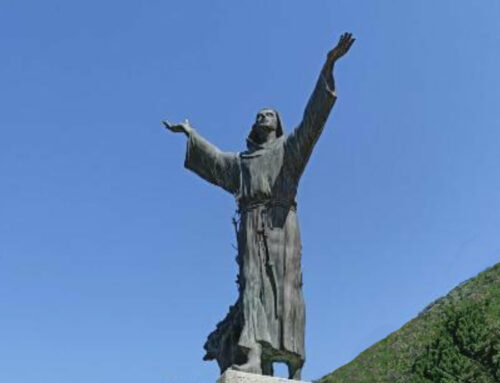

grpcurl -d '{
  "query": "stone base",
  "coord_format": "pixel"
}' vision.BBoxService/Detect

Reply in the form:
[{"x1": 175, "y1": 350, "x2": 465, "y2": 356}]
[{"x1": 217, "y1": 370, "x2": 310, "y2": 383}]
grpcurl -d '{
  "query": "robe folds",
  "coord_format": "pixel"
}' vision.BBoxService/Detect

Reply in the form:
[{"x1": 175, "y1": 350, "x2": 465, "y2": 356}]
[{"x1": 184, "y1": 71, "x2": 336, "y2": 372}]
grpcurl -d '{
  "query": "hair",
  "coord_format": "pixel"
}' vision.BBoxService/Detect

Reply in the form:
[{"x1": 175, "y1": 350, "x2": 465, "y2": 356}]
[{"x1": 247, "y1": 108, "x2": 284, "y2": 144}]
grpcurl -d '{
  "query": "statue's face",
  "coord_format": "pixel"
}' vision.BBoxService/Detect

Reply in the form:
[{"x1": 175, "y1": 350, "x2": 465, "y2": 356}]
[{"x1": 255, "y1": 109, "x2": 278, "y2": 132}]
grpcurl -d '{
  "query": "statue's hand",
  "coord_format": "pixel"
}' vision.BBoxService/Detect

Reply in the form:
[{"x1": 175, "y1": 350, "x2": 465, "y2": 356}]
[
  {"x1": 326, "y1": 32, "x2": 355, "y2": 65},
  {"x1": 162, "y1": 119, "x2": 193, "y2": 136}
]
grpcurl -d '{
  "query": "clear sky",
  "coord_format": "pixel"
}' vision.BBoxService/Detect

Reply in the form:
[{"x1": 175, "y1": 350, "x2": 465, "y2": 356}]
[{"x1": 1, "y1": 1, "x2": 500, "y2": 382}]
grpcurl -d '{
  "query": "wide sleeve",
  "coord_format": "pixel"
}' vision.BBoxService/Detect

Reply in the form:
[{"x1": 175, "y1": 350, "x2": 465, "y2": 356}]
[
  {"x1": 284, "y1": 70, "x2": 337, "y2": 180},
  {"x1": 184, "y1": 130, "x2": 240, "y2": 195}
]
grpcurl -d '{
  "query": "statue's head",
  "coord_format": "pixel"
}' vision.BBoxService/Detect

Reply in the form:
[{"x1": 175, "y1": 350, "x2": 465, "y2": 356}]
[{"x1": 248, "y1": 108, "x2": 284, "y2": 144}]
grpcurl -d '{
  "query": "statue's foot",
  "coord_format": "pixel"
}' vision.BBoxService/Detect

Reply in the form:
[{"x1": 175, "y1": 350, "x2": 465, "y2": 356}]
[
  {"x1": 230, "y1": 361, "x2": 262, "y2": 375},
  {"x1": 288, "y1": 363, "x2": 303, "y2": 380},
  {"x1": 288, "y1": 367, "x2": 302, "y2": 380}
]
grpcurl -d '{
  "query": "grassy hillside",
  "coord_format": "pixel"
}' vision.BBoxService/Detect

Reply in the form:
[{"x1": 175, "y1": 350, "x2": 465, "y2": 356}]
[{"x1": 318, "y1": 263, "x2": 500, "y2": 383}]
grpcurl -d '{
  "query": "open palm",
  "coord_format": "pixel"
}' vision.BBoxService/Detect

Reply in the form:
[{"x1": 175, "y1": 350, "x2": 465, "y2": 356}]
[{"x1": 327, "y1": 32, "x2": 355, "y2": 63}]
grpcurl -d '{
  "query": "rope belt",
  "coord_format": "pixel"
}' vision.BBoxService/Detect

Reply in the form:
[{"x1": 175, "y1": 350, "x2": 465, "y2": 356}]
[{"x1": 237, "y1": 199, "x2": 297, "y2": 214}]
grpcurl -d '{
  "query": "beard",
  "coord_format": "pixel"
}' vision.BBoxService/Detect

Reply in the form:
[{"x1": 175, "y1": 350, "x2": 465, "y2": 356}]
[
  {"x1": 250, "y1": 123, "x2": 277, "y2": 144},
  {"x1": 258, "y1": 124, "x2": 275, "y2": 132}
]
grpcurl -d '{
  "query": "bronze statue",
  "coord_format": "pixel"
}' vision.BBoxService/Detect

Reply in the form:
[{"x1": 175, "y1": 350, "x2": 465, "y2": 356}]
[{"x1": 163, "y1": 33, "x2": 354, "y2": 380}]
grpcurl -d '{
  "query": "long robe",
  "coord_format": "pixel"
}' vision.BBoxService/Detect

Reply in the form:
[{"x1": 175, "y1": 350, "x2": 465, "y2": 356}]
[{"x1": 184, "y1": 70, "x2": 336, "y2": 373}]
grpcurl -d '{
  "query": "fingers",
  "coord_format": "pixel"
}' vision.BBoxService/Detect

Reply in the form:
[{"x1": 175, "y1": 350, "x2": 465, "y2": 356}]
[
  {"x1": 162, "y1": 119, "x2": 192, "y2": 135},
  {"x1": 338, "y1": 32, "x2": 350, "y2": 47},
  {"x1": 340, "y1": 33, "x2": 353, "y2": 48},
  {"x1": 162, "y1": 120, "x2": 188, "y2": 127},
  {"x1": 335, "y1": 32, "x2": 355, "y2": 56},
  {"x1": 337, "y1": 33, "x2": 345, "y2": 46},
  {"x1": 162, "y1": 120, "x2": 182, "y2": 133},
  {"x1": 331, "y1": 32, "x2": 352, "y2": 53}
]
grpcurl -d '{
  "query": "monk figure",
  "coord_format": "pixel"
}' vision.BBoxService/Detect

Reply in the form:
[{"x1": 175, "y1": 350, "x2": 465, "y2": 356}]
[{"x1": 163, "y1": 33, "x2": 355, "y2": 380}]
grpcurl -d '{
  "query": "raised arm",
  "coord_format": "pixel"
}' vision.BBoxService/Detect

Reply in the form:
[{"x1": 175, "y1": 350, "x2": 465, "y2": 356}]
[
  {"x1": 285, "y1": 33, "x2": 355, "y2": 179},
  {"x1": 163, "y1": 120, "x2": 240, "y2": 195}
]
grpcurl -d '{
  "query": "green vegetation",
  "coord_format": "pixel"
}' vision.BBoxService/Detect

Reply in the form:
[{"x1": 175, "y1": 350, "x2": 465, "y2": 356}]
[{"x1": 318, "y1": 263, "x2": 500, "y2": 383}]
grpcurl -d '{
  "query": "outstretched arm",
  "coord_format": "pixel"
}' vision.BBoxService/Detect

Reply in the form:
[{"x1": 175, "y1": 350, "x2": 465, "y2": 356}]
[
  {"x1": 162, "y1": 120, "x2": 240, "y2": 195},
  {"x1": 285, "y1": 33, "x2": 355, "y2": 179}
]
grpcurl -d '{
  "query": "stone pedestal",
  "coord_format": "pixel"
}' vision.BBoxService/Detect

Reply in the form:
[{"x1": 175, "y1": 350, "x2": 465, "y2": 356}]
[{"x1": 217, "y1": 370, "x2": 310, "y2": 383}]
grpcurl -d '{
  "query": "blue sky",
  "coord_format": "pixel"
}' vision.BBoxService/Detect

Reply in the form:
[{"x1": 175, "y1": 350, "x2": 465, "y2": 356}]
[{"x1": 1, "y1": 1, "x2": 500, "y2": 382}]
